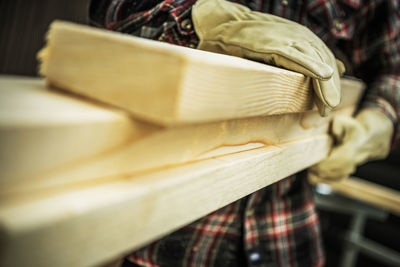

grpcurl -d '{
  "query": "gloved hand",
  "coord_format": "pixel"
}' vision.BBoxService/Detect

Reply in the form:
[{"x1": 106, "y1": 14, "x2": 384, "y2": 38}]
[
  {"x1": 192, "y1": 0, "x2": 345, "y2": 116},
  {"x1": 310, "y1": 108, "x2": 394, "y2": 181}
]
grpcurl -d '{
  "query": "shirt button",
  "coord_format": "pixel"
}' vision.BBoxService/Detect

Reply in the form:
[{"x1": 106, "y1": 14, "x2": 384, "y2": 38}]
[
  {"x1": 333, "y1": 19, "x2": 343, "y2": 31},
  {"x1": 281, "y1": 0, "x2": 289, "y2": 6},
  {"x1": 246, "y1": 209, "x2": 254, "y2": 216},
  {"x1": 181, "y1": 19, "x2": 192, "y2": 30},
  {"x1": 250, "y1": 252, "x2": 261, "y2": 262}
]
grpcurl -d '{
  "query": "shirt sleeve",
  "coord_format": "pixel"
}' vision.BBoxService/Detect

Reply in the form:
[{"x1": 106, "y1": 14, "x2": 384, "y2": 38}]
[
  {"x1": 89, "y1": 0, "x2": 199, "y2": 47},
  {"x1": 351, "y1": 1, "x2": 400, "y2": 144}
]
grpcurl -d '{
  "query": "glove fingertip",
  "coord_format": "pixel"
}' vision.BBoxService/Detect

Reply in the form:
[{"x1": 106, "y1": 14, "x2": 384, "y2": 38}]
[
  {"x1": 288, "y1": 49, "x2": 334, "y2": 80},
  {"x1": 312, "y1": 77, "x2": 341, "y2": 109},
  {"x1": 315, "y1": 63, "x2": 334, "y2": 80},
  {"x1": 331, "y1": 115, "x2": 348, "y2": 139},
  {"x1": 318, "y1": 105, "x2": 331, "y2": 117},
  {"x1": 336, "y1": 59, "x2": 346, "y2": 76},
  {"x1": 314, "y1": 90, "x2": 332, "y2": 117}
]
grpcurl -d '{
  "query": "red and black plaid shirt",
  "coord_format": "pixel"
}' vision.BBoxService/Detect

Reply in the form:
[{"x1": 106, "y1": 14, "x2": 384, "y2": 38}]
[{"x1": 89, "y1": 1, "x2": 400, "y2": 266}]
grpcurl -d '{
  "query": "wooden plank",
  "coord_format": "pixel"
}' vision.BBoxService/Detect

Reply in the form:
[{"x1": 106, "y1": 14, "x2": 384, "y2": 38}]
[
  {"x1": 0, "y1": 134, "x2": 332, "y2": 267},
  {"x1": 0, "y1": 76, "x2": 363, "y2": 197},
  {"x1": 0, "y1": 78, "x2": 363, "y2": 267},
  {"x1": 39, "y1": 21, "x2": 314, "y2": 125},
  {"x1": 0, "y1": 111, "x2": 330, "y2": 197},
  {"x1": 0, "y1": 76, "x2": 156, "y2": 190},
  {"x1": 310, "y1": 175, "x2": 400, "y2": 215}
]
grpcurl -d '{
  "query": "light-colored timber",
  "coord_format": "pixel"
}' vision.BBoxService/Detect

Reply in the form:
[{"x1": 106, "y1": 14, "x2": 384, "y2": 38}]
[
  {"x1": 0, "y1": 76, "x2": 362, "y2": 197},
  {"x1": 1, "y1": 22, "x2": 366, "y2": 264},
  {"x1": 0, "y1": 76, "x2": 156, "y2": 190},
  {"x1": 309, "y1": 175, "x2": 400, "y2": 215},
  {"x1": 0, "y1": 75, "x2": 363, "y2": 267},
  {"x1": 0, "y1": 135, "x2": 332, "y2": 267},
  {"x1": 39, "y1": 21, "x2": 315, "y2": 125}
]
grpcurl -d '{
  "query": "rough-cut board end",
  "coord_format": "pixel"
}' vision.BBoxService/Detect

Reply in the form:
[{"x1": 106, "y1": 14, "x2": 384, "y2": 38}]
[
  {"x1": 37, "y1": 47, "x2": 48, "y2": 77},
  {"x1": 37, "y1": 21, "x2": 53, "y2": 77},
  {"x1": 37, "y1": 20, "x2": 63, "y2": 78}
]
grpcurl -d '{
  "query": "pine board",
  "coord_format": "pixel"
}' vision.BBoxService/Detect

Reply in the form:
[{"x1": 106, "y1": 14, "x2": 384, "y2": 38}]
[
  {"x1": 0, "y1": 76, "x2": 154, "y2": 191},
  {"x1": 0, "y1": 76, "x2": 363, "y2": 197},
  {"x1": 39, "y1": 21, "x2": 314, "y2": 125},
  {"x1": 0, "y1": 135, "x2": 331, "y2": 267},
  {"x1": 310, "y1": 175, "x2": 400, "y2": 215},
  {"x1": 0, "y1": 76, "x2": 363, "y2": 266}
]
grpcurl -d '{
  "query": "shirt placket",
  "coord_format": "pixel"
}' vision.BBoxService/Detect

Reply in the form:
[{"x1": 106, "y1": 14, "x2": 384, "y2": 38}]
[{"x1": 244, "y1": 192, "x2": 278, "y2": 267}]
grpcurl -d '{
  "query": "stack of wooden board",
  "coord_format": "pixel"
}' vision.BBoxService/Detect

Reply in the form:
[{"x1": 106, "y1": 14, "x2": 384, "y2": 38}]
[{"x1": 0, "y1": 21, "x2": 363, "y2": 267}]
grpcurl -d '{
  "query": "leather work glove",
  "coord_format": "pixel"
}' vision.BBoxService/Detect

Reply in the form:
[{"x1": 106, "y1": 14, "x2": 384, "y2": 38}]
[
  {"x1": 192, "y1": 0, "x2": 345, "y2": 116},
  {"x1": 310, "y1": 109, "x2": 394, "y2": 181}
]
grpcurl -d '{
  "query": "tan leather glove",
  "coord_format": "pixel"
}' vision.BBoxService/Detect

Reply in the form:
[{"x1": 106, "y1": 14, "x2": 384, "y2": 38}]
[
  {"x1": 310, "y1": 109, "x2": 394, "y2": 181},
  {"x1": 192, "y1": 0, "x2": 345, "y2": 116}
]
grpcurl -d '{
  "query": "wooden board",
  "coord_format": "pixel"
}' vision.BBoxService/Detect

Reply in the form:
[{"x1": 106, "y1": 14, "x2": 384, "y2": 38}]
[
  {"x1": 0, "y1": 76, "x2": 155, "y2": 190},
  {"x1": 0, "y1": 135, "x2": 332, "y2": 267},
  {"x1": 0, "y1": 112, "x2": 329, "y2": 197},
  {"x1": 0, "y1": 76, "x2": 363, "y2": 197},
  {"x1": 309, "y1": 175, "x2": 400, "y2": 215},
  {"x1": 0, "y1": 75, "x2": 363, "y2": 266},
  {"x1": 39, "y1": 21, "x2": 314, "y2": 125}
]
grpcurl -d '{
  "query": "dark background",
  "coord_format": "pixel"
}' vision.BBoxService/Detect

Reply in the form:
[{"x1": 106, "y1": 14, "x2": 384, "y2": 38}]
[
  {"x1": 1, "y1": 1, "x2": 399, "y2": 266},
  {"x1": 0, "y1": 0, "x2": 89, "y2": 76}
]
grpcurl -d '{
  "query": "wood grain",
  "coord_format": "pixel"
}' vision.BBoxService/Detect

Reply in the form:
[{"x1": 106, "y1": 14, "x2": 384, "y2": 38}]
[
  {"x1": 0, "y1": 135, "x2": 331, "y2": 267},
  {"x1": 0, "y1": 76, "x2": 156, "y2": 190},
  {"x1": 39, "y1": 21, "x2": 314, "y2": 125},
  {"x1": 0, "y1": 76, "x2": 363, "y2": 197},
  {"x1": 0, "y1": 76, "x2": 363, "y2": 266}
]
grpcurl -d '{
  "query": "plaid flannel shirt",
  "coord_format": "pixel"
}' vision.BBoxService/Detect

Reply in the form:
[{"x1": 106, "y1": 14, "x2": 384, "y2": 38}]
[{"x1": 89, "y1": 1, "x2": 400, "y2": 266}]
